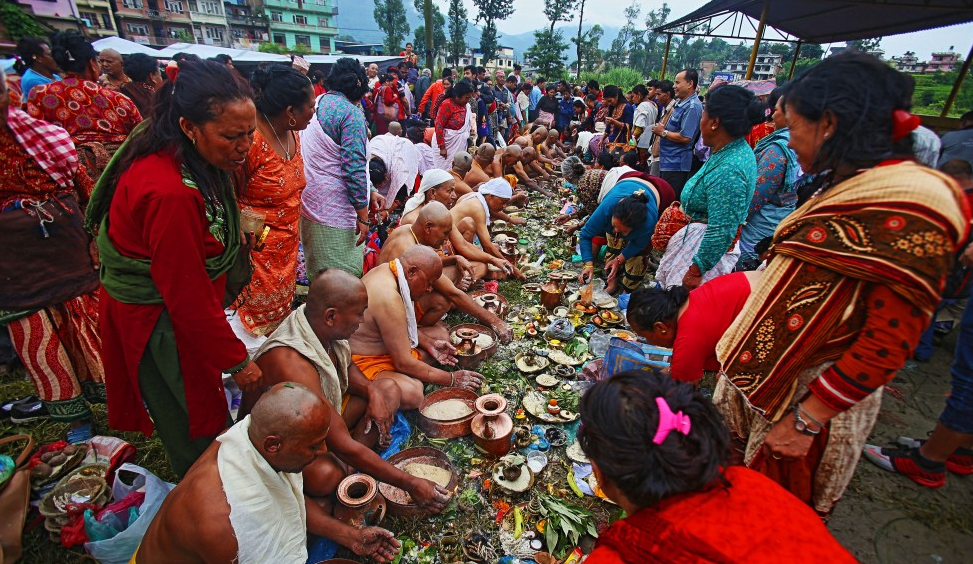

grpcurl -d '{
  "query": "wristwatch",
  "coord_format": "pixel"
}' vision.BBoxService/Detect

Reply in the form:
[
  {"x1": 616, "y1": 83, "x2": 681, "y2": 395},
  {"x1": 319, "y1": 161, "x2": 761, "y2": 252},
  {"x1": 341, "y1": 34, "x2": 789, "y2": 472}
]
[
  {"x1": 793, "y1": 408, "x2": 821, "y2": 436},
  {"x1": 662, "y1": 130, "x2": 669, "y2": 138}
]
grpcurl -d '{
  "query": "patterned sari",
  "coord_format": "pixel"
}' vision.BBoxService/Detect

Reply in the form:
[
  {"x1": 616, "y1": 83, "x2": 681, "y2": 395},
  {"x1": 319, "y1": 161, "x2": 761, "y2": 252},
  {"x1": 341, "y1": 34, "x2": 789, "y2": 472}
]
[{"x1": 232, "y1": 131, "x2": 306, "y2": 336}]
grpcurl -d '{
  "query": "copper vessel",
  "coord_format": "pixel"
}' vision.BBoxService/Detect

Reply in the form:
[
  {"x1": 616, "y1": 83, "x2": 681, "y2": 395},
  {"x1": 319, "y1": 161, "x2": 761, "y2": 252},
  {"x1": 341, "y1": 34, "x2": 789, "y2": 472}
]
[
  {"x1": 417, "y1": 387, "x2": 478, "y2": 438},
  {"x1": 471, "y1": 394, "x2": 513, "y2": 457},
  {"x1": 334, "y1": 474, "x2": 386, "y2": 528}
]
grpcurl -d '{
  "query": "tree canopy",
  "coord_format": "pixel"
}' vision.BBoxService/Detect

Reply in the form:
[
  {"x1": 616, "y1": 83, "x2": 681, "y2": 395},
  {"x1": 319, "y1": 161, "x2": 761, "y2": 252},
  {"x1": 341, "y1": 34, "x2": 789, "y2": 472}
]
[
  {"x1": 374, "y1": 0, "x2": 410, "y2": 56},
  {"x1": 473, "y1": 0, "x2": 515, "y2": 63}
]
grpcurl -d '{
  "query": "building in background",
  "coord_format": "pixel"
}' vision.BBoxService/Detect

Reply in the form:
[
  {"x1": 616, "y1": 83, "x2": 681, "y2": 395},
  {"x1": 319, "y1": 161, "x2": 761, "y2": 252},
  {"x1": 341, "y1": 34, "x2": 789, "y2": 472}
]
[
  {"x1": 722, "y1": 53, "x2": 782, "y2": 81},
  {"x1": 75, "y1": 0, "x2": 120, "y2": 38},
  {"x1": 892, "y1": 51, "x2": 923, "y2": 73},
  {"x1": 254, "y1": 0, "x2": 338, "y2": 53},
  {"x1": 457, "y1": 45, "x2": 515, "y2": 75},
  {"x1": 187, "y1": 0, "x2": 230, "y2": 47},
  {"x1": 224, "y1": 0, "x2": 269, "y2": 49},
  {"x1": 17, "y1": 0, "x2": 83, "y2": 34},
  {"x1": 110, "y1": 0, "x2": 195, "y2": 47},
  {"x1": 925, "y1": 50, "x2": 960, "y2": 73}
]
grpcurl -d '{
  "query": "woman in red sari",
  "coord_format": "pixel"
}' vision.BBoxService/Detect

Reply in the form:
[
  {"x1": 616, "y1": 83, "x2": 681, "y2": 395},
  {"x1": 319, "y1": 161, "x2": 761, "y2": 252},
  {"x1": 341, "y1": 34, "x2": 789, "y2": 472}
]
[
  {"x1": 579, "y1": 372, "x2": 856, "y2": 563},
  {"x1": 26, "y1": 31, "x2": 141, "y2": 191},
  {"x1": 87, "y1": 59, "x2": 262, "y2": 477},
  {"x1": 229, "y1": 64, "x2": 314, "y2": 345}
]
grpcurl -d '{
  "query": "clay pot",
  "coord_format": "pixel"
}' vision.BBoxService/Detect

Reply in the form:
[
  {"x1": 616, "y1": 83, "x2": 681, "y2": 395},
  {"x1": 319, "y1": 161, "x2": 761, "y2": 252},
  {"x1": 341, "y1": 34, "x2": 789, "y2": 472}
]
[
  {"x1": 334, "y1": 474, "x2": 386, "y2": 528},
  {"x1": 454, "y1": 327, "x2": 480, "y2": 356},
  {"x1": 471, "y1": 394, "x2": 513, "y2": 457},
  {"x1": 417, "y1": 387, "x2": 478, "y2": 438},
  {"x1": 502, "y1": 464, "x2": 522, "y2": 481}
]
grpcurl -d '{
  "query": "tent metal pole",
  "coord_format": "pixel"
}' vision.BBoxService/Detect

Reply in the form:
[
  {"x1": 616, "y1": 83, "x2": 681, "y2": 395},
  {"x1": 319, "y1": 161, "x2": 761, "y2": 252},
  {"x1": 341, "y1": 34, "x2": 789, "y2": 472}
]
[
  {"x1": 661, "y1": 34, "x2": 672, "y2": 80},
  {"x1": 745, "y1": 0, "x2": 770, "y2": 80},
  {"x1": 787, "y1": 40, "x2": 803, "y2": 80},
  {"x1": 941, "y1": 41, "x2": 973, "y2": 117}
]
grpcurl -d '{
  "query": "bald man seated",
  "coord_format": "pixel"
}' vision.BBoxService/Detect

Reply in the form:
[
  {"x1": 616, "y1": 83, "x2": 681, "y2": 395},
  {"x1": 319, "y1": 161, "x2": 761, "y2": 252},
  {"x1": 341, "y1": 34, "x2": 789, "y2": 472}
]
[
  {"x1": 539, "y1": 129, "x2": 567, "y2": 162},
  {"x1": 136, "y1": 383, "x2": 337, "y2": 564},
  {"x1": 451, "y1": 178, "x2": 526, "y2": 280},
  {"x1": 522, "y1": 147, "x2": 552, "y2": 181},
  {"x1": 494, "y1": 144, "x2": 552, "y2": 199},
  {"x1": 387, "y1": 121, "x2": 403, "y2": 137},
  {"x1": 465, "y1": 143, "x2": 499, "y2": 187},
  {"x1": 400, "y1": 170, "x2": 516, "y2": 280},
  {"x1": 449, "y1": 151, "x2": 475, "y2": 196},
  {"x1": 240, "y1": 273, "x2": 449, "y2": 562},
  {"x1": 529, "y1": 125, "x2": 558, "y2": 167},
  {"x1": 380, "y1": 202, "x2": 512, "y2": 341},
  {"x1": 350, "y1": 246, "x2": 484, "y2": 409}
]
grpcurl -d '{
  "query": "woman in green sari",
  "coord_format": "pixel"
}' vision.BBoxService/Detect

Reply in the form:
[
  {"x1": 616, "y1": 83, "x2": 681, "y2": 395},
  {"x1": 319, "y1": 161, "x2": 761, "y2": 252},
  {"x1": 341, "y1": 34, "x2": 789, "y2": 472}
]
[{"x1": 87, "y1": 59, "x2": 263, "y2": 477}]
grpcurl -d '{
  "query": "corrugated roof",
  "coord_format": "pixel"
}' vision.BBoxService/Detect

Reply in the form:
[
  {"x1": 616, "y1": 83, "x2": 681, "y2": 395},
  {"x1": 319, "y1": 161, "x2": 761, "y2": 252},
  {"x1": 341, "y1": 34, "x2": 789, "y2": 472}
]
[{"x1": 657, "y1": 0, "x2": 973, "y2": 44}]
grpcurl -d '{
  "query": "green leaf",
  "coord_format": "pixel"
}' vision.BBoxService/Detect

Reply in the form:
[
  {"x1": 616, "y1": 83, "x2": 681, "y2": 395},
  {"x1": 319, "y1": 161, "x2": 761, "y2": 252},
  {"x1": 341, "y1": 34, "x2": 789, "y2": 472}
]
[{"x1": 545, "y1": 519, "x2": 560, "y2": 554}]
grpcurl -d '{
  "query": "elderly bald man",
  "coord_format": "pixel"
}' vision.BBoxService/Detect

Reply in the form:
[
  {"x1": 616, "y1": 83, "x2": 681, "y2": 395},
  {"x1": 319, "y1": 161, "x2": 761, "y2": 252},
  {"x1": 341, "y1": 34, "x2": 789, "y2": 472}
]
[
  {"x1": 136, "y1": 383, "x2": 336, "y2": 564},
  {"x1": 97, "y1": 48, "x2": 130, "y2": 91},
  {"x1": 350, "y1": 246, "x2": 484, "y2": 409},
  {"x1": 380, "y1": 202, "x2": 511, "y2": 340},
  {"x1": 242, "y1": 273, "x2": 450, "y2": 561},
  {"x1": 451, "y1": 178, "x2": 525, "y2": 280},
  {"x1": 522, "y1": 147, "x2": 551, "y2": 181},
  {"x1": 449, "y1": 151, "x2": 475, "y2": 195},
  {"x1": 388, "y1": 121, "x2": 403, "y2": 137},
  {"x1": 465, "y1": 143, "x2": 499, "y2": 187},
  {"x1": 493, "y1": 144, "x2": 553, "y2": 198}
]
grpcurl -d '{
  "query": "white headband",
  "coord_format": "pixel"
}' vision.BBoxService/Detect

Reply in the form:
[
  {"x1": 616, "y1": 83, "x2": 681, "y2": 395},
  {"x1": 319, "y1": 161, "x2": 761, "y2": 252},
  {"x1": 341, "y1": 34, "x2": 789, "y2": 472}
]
[
  {"x1": 403, "y1": 169, "x2": 454, "y2": 216},
  {"x1": 479, "y1": 177, "x2": 513, "y2": 199}
]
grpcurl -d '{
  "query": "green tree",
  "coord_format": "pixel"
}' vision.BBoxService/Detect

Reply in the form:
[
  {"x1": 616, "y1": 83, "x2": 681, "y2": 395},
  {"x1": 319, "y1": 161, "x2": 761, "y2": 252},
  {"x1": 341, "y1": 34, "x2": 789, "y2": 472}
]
[
  {"x1": 473, "y1": 0, "x2": 515, "y2": 64},
  {"x1": 258, "y1": 42, "x2": 290, "y2": 55},
  {"x1": 525, "y1": 28, "x2": 569, "y2": 80},
  {"x1": 446, "y1": 0, "x2": 468, "y2": 66},
  {"x1": 629, "y1": 2, "x2": 668, "y2": 75},
  {"x1": 543, "y1": 0, "x2": 576, "y2": 35},
  {"x1": 413, "y1": 0, "x2": 447, "y2": 64},
  {"x1": 374, "y1": 0, "x2": 410, "y2": 56},
  {"x1": 572, "y1": 24, "x2": 604, "y2": 74},
  {"x1": 574, "y1": 0, "x2": 588, "y2": 78},
  {"x1": 605, "y1": 1, "x2": 641, "y2": 69},
  {"x1": 0, "y1": 1, "x2": 48, "y2": 41},
  {"x1": 768, "y1": 42, "x2": 792, "y2": 59},
  {"x1": 775, "y1": 57, "x2": 819, "y2": 84},
  {"x1": 800, "y1": 43, "x2": 825, "y2": 60}
]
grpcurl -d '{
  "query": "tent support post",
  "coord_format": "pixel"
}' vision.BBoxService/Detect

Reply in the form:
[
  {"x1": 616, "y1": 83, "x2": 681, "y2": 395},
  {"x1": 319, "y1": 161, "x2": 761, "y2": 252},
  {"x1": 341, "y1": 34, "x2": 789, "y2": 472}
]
[
  {"x1": 745, "y1": 0, "x2": 770, "y2": 80},
  {"x1": 941, "y1": 41, "x2": 973, "y2": 117},
  {"x1": 661, "y1": 34, "x2": 672, "y2": 80},
  {"x1": 788, "y1": 40, "x2": 803, "y2": 80}
]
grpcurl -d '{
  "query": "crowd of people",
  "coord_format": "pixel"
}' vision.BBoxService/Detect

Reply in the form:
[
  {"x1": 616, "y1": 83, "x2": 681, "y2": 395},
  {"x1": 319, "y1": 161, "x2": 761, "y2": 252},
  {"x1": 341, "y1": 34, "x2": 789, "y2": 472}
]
[{"x1": 2, "y1": 27, "x2": 973, "y2": 563}]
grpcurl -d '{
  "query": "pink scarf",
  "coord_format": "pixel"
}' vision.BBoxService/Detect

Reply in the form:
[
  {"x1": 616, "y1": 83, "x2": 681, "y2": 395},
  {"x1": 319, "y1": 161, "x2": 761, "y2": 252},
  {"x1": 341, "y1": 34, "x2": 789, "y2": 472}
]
[{"x1": 6, "y1": 107, "x2": 78, "y2": 189}]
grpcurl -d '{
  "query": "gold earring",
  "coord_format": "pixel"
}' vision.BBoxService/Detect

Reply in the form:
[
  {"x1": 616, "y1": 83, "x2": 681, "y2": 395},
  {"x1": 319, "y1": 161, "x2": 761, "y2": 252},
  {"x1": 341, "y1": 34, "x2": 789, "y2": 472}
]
[
  {"x1": 192, "y1": 136, "x2": 197, "y2": 146},
  {"x1": 288, "y1": 117, "x2": 297, "y2": 127}
]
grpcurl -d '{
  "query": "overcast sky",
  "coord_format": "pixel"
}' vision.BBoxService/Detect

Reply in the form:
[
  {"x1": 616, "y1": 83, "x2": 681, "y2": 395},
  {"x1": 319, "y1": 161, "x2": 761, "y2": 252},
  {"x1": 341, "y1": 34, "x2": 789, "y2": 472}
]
[{"x1": 459, "y1": 0, "x2": 973, "y2": 58}]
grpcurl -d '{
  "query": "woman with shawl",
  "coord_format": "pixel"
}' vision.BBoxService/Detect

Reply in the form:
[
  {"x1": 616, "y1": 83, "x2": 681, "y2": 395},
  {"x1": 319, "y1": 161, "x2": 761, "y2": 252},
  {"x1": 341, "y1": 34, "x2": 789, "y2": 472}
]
[
  {"x1": 87, "y1": 59, "x2": 263, "y2": 477},
  {"x1": 432, "y1": 79, "x2": 475, "y2": 170},
  {"x1": 714, "y1": 52, "x2": 971, "y2": 518}
]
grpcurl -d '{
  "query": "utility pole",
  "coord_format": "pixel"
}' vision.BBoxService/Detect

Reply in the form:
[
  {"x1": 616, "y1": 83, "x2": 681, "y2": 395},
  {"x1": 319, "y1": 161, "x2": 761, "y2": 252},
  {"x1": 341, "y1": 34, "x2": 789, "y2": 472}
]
[{"x1": 424, "y1": 0, "x2": 434, "y2": 68}]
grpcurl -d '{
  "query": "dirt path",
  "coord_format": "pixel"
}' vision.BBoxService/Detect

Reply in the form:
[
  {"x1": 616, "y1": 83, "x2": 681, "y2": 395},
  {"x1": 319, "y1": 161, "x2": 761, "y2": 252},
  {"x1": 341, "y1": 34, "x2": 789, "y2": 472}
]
[{"x1": 829, "y1": 330, "x2": 973, "y2": 564}]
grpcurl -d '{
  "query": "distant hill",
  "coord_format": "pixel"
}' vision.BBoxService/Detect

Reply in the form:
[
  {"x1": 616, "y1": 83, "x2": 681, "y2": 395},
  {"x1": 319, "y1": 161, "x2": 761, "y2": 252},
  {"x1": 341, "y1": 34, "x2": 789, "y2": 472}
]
[{"x1": 333, "y1": 1, "x2": 618, "y2": 60}]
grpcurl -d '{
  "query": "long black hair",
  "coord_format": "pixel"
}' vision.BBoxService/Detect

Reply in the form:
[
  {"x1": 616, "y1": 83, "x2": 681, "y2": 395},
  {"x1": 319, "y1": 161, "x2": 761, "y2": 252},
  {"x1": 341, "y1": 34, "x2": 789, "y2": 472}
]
[
  {"x1": 786, "y1": 51, "x2": 914, "y2": 174},
  {"x1": 123, "y1": 53, "x2": 159, "y2": 84},
  {"x1": 626, "y1": 285, "x2": 690, "y2": 332},
  {"x1": 325, "y1": 57, "x2": 368, "y2": 102},
  {"x1": 101, "y1": 59, "x2": 253, "y2": 214},
  {"x1": 249, "y1": 63, "x2": 313, "y2": 117},
  {"x1": 611, "y1": 190, "x2": 650, "y2": 230},
  {"x1": 50, "y1": 30, "x2": 97, "y2": 75},
  {"x1": 444, "y1": 78, "x2": 474, "y2": 100},
  {"x1": 706, "y1": 84, "x2": 765, "y2": 138},
  {"x1": 13, "y1": 37, "x2": 48, "y2": 75},
  {"x1": 578, "y1": 371, "x2": 731, "y2": 508}
]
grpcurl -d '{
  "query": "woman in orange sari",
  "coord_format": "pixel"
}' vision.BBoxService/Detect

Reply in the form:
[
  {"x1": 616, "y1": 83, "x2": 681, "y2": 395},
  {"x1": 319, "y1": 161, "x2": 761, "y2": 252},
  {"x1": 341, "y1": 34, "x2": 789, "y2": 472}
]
[{"x1": 230, "y1": 65, "x2": 315, "y2": 347}]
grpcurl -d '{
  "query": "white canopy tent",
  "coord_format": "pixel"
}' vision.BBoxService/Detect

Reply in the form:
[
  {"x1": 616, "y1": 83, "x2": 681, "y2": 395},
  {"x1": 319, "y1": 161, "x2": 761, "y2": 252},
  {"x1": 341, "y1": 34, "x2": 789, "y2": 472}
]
[
  {"x1": 155, "y1": 43, "x2": 290, "y2": 62},
  {"x1": 92, "y1": 37, "x2": 166, "y2": 57}
]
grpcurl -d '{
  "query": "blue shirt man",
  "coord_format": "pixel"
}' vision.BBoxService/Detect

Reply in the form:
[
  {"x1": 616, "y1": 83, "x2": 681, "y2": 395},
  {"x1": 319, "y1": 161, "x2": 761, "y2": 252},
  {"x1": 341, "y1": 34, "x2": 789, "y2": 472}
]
[
  {"x1": 654, "y1": 69, "x2": 703, "y2": 197},
  {"x1": 528, "y1": 79, "x2": 545, "y2": 121}
]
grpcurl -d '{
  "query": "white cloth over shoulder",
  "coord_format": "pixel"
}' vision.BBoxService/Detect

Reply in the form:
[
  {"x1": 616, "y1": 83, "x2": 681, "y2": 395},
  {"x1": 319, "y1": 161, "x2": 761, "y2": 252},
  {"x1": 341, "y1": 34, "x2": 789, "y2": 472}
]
[
  {"x1": 393, "y1": 259, "x2": 419, "y2": 348},
  {"x1": 217, "y1": 415, "x2": 307, "y2": 564},
  {"x1": 457, "y1": 191, "x2": 493, "y2": 226},
  {"x1": 369, "y1": 133, "x2": 419, "y2": 204},
  {"x1": 655, "y1": 223, "x2": 741, "y2": 288},
  {"x1": 431, "y1": 103, "x2": 474, "y2": 170}
]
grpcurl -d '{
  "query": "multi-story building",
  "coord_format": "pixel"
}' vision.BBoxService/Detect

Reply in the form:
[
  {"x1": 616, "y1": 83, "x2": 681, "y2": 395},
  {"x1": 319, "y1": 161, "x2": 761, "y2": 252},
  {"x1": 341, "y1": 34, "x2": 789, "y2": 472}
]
[
  {"x1": 458, "y1": 45, "x2": 515, "y2": 76},
  {"x1": 186, "y1": 0, "x2": 230, "y2": 46},
  {"x1": 110, "y1": 0, "x2": 195, "y2": 47},
  {"x1": 892, "y1": 51, "x2": 923, "y2": 73},
  {"x1": 224, "y1": 0, "x2": 269, "y2": 50},
  {"x1": 925, "y1": 50, "x2": 960, "y2": 73},
  {"x1": 75, "y1": 0, "x2": 119, "y2": 38},
  {"x1": 17, "y1": 0, "x2": 83, "y2": 34},
  {"x1": 254, "y1": 0, "x2": 338, "y2": 54},
  {"x1": 722, "y1": 53, "x2": 782, "y2": 81}
]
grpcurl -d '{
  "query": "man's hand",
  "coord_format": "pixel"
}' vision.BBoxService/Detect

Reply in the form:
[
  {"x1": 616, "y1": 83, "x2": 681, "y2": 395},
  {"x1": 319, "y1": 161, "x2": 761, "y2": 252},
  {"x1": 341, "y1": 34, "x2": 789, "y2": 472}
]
[
  {"x1": 491, "y1": 320, "x2": 513, "y2": 344},
  {"x1": 451, "y1": 370, "x2": 484, "y2": 390},
  {"x1": 364, "y1": 385, "x2": 395, "y2": 445},
  {"x1": 355, "y1": 218, "x2": 370, "y2": 246},
  {"x1": 349, "y1": 527, "x2": 401, "y2": 563},
  {"x1": 424, "y1": 339, "x2": 458, "y2": 366},
  {"x1": 369, "y1": 190, "x2": 386, "y2": 212},
  {"x1": 439, "y1": 146, "x2": 448, "y2": 157},
  {"x1": 554, "y1": 213, "x2": 572, "y2": 225},
  {"x1": 651, "y1": 123, "x2": 665, "y2": 136},
  {"x1": 455, "y1": 256, "x2": 476, "y2": 291},
  {"x1": 407, "y1": 479, "x2": 451, "y2": 515}
]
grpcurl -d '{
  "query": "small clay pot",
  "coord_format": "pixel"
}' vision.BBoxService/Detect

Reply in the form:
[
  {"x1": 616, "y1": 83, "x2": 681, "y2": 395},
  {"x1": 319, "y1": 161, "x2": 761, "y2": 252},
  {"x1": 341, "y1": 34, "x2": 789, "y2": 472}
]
[
  {"x1": 334, "y1": 474, "x2": 386, "y2": 528},
  {"x1": 502, "y1": 464, "x2": 522, "y2": 482}
]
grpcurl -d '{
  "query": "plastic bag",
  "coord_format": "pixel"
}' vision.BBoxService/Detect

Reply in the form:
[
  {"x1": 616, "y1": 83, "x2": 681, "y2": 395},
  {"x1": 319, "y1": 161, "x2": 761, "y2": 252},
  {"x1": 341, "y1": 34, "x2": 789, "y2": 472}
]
[
  {"x1": 599, "y1": 337, "x2": 671, "y2": 379},
  {"x1": 84, "y1": 506, "x2": 139, "y2": 542},
  {"x1": 546, "y1": 318, "x2": 576, "y2": 342},
  {"x1": 84, "y1": 463, "x2": 175, "y2": 564}
]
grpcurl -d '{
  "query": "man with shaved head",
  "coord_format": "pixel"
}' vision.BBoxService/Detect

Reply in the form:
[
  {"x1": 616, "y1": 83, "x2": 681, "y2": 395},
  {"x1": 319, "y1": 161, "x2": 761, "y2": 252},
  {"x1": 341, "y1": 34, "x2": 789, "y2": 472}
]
[
  {"x1": 350, "y1": 246, "x2": 483, "y2": 409},
  {"x1": 241, "y1": 272, "x2": 450, "y2": 562},
  {"x1": 493, "y1": 144, "x2": 553, "y2": 198},
  {"x1": 387, "y1": 121, "x2": 403, "y2": 137},
  {"x1": 449, "y1": 151, "x2": 475, "y2": 195},
  {"x1": 97, "y1": 48, "x2": 130, "y2": 91},
  {"x1": 522, "y1": 146, "x2": 552, "y2": 181},
  {"x1": 465, "y1": 143, "x2": 499, "y2": 187},
  {"x1": 380, "y1": 203, "x2": 512, "y2": 341},
  {"x1": 539, "y1": 128, "x2": 567, "y2": 162},
  {"x1": 136, "y1": 383, "x2": 336, "y2": 564}
]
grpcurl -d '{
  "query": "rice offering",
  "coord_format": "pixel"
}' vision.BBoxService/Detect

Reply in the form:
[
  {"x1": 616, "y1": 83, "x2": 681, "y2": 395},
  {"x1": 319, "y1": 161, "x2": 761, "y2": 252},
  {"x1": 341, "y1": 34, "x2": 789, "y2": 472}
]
[
  {"x1": 404, "y1": 463, "x2": 453, "y2": 488},
  {"x1": 421, "y1": 399, "x2": 473, "y2": 420}
]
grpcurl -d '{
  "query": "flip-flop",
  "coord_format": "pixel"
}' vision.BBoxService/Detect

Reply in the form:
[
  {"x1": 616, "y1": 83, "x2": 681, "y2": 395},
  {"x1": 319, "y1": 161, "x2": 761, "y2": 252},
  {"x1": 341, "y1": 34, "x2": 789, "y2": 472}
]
[{"x1": 1, "y1": 395, "x2": 39, "y2": 420}]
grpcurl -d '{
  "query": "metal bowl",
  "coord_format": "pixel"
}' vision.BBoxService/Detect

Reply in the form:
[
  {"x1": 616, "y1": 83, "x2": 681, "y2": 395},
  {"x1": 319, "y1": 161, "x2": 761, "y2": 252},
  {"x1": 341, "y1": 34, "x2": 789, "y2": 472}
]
[
  {"x1": 379, "y1": 447, "x2": 457, "y2": 517},
  {"x1": 417, "y1": 387, "x2": 479, "y2": 439}
]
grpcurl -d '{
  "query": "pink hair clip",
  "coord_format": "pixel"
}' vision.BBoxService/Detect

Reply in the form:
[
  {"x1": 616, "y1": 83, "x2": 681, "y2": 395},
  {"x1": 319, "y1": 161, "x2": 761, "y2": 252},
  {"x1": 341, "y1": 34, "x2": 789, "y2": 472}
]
[{"x1": 652, "y1": 396, "x2": 692, "y2": 445}]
